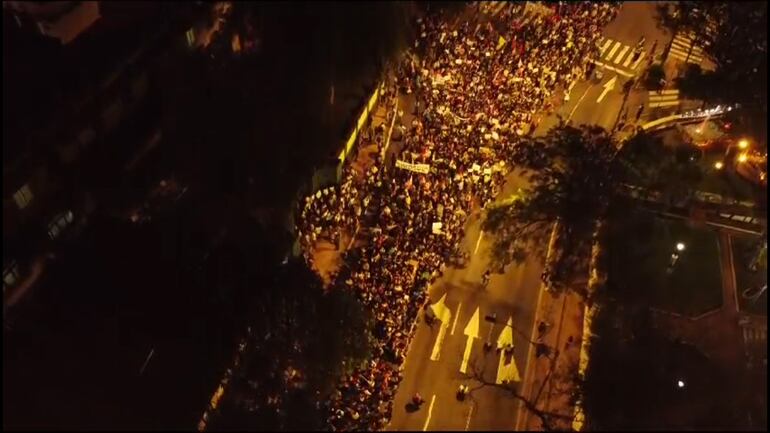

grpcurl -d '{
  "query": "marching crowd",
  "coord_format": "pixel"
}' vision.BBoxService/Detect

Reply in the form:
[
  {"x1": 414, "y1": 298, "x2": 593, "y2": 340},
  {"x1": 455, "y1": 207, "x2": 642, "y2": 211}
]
[{"x1": 297, "y1": 2, "x2": 620, "y2": 430}]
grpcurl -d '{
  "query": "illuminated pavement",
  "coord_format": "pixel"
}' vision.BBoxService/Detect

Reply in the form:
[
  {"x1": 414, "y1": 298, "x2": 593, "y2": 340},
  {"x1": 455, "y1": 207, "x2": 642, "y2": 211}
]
[{"x1": 387, "y1": 168, "x2": 543, "y2": 432}]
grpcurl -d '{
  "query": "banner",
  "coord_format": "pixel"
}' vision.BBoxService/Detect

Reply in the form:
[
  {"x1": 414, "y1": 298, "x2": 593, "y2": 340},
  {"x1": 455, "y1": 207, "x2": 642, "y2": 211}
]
[
  {"x1": 497, "y1": 35, "x2": 507, "y2": 50},
  {"x1": 396, "y1": 160, "x2": 431, "y2": 174}
]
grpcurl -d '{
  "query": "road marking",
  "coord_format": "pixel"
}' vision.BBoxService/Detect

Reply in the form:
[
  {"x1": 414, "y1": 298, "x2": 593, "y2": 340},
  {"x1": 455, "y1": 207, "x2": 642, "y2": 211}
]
[
  {"x1": 591, "y1": 60, "x2": 635, "y2": 77},
  {"x1": 596, "y1": 75, "x2": 617, "y2": 103},
  {"x1": 622, "y1": 50, "x2": 635, "y2": 67},
  {"x1": 495, "y1": 317, "x2": 521, "y2": 384},
  {"x1": 630, "y1": 51, "x2": 646, "y2": 70},
  {"x1": 422, "y1": 394, "x2": 437, "y2": 431},
  {"x1": 464, "y1": 404, "x2": 475, "y2": 431},
  {"x1": 451, "y1": 302, "x2": 462, "y2": 335},
  {"x1": 473, "y1": 230, "x2": 484, "y2": 255},
  {"x1": 648, "y1": 89, "x2": 680, "y2": 108},
  {"x1": 139, "y1": 348, "x2": 155, "y2": 376},
  {"x1": 430, "y1": 320, "x2": 450, "y2": 361},
  {"x1": 430, "y1": 294, "x2": 452, "y2": 361},
  {"x1": 598, "y1": 38, "x2": 612, "y2": 56},
  {"x1": 612, "y1": 46, "x2": 629, "y2": 64},
  {"x1": 567, "y1": 84, "x2": 593, "y2": 122},
  {"x1": 605, "y1": 41, "x2": 621, "y2": 61},
  {"x1": 460, "y1": 307, "x2": 481, "y2": 374}
]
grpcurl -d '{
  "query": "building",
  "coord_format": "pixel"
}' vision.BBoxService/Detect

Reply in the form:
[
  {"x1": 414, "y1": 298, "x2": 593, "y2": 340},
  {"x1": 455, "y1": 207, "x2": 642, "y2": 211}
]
[{"x1": 2, "y1": 1, "x2": 202, "y2": 317}]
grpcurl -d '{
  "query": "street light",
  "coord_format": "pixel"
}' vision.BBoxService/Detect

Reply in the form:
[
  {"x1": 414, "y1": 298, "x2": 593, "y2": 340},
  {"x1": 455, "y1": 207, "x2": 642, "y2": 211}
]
[
  {"x1": 738, "y1": 139, "x2": 749, "y2": 149},
  {"x1": 677, "y1": 379, "x2": 686, "y2": 389},
  {"x1": 714, "y1": 161, "x2": 724, "y2": 170},
  {"x1": 738, "y1": 152, "x2": 749, "y2": 163},
  {"x1": 676, "y1": 242, "x2": 686, "y2": 252}
]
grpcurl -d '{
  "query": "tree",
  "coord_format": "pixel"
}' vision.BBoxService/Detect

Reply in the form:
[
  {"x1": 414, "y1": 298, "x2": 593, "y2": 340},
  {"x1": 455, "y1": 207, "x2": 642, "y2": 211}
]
[
  {"x1": 483, "y1": 123, "x2": 623, "y2": 294},
  {"x1": 212, "y1": 258, "x2": 373, "y2": 431},
  {"x1": 578, "y1": 300, "x2": 747, "y2": 430},
  {"x1": 665, "y1": 2, "x2": 768, "y2": 148}
]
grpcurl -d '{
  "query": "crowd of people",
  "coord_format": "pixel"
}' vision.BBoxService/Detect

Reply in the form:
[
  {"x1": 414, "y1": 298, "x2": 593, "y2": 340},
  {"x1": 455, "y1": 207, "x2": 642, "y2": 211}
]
[{"x1": 296, "y1": 2, "x2": 620, "y2": 430}]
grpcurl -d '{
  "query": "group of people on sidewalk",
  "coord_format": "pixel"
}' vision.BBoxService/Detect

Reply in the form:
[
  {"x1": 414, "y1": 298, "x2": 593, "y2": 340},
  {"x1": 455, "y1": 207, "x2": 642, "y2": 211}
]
[{"x1": 296, "y1": 2, "x2": 619, "y2": 431}]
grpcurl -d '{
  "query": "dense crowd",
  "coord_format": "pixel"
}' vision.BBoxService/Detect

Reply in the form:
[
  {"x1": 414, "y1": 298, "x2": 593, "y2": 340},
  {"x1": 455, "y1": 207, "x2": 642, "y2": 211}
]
[{"x1": 296, "y1": 2, "x2": 619, "y2": 430}]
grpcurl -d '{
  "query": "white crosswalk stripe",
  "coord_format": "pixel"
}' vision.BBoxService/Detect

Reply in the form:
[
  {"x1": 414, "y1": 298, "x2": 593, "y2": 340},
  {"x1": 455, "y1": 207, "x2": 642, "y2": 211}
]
[
  {"x1": 648, "y1": 89, "x2": 679, "y2": 108},
  {"x1": 669, "y1": 33, "x2": 705, "y2": 64},
  {"x1": 613, "y1": 46, "x2": 629, "y2": 64},
  {"x1": 591, "y1": 37, "x2": 649, "y2": 77}
]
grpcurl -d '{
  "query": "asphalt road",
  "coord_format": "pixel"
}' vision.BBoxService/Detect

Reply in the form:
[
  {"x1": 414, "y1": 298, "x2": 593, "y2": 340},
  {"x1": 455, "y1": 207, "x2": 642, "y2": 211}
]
[
  {"x1": 388, "y1": 3, "x2": 673, "y2": 431},
  {"x1": 387, "y1": 170, "x2": 543, "y2": 432}
]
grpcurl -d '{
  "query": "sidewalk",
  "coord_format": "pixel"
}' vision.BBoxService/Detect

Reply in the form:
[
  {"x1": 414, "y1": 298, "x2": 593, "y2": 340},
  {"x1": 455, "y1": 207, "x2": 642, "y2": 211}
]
[{"x1": 517, "y1": 287, "x2": 585, "y2": 431}]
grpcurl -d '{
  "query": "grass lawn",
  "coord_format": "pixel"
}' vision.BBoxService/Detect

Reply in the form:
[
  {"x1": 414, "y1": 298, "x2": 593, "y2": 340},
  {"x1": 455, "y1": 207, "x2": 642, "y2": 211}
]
[
  {"x1": 732, "y1": 234, "x2": 768, "y2": 316},
  {"x1": 608, "y1": 212, "x2": 723, "y2": 316}
]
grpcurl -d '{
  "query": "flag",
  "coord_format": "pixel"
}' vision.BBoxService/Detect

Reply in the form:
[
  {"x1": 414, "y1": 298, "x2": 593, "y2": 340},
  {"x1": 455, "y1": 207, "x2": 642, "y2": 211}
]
[{"x1": 497, "y1": 35, "x2": 506, "y2": 50}]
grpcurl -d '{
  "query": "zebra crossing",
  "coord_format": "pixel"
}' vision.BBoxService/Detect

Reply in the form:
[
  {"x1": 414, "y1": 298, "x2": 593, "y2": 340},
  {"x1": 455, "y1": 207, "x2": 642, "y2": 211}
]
[
  {"x1": 593, "y1": 37, "x2": 647, "y2": 77},
  {"x1": 742, "y1": 326, "x2": 767, "y2": 345},
  {"x1": 647, "y1": 89, "x2": 680, "y2": 108},
  {"x1": 668, "y1": 33, "x2": 706, "y2": 65},
  {"x1": 482, "y1": 1, "x2": 509, "y2": 17}
]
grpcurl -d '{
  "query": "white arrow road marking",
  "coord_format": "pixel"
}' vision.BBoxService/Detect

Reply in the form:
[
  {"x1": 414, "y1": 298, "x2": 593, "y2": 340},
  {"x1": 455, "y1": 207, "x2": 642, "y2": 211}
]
[
  {"x1": 596, "y1": 75, "x2": 617, "y2": 103},
  {"x1": 430, "y1": 294, "x2": 452, "y2": 361},
  {"x1": 495, "y1": 317, "x2": 521, "y2": 383},
  {"x1": 423, "y1": 394, "x2": 437, "y2": 431},
  {"x1": 460, "y1": 307, "x2": 481, "y2": 374}
]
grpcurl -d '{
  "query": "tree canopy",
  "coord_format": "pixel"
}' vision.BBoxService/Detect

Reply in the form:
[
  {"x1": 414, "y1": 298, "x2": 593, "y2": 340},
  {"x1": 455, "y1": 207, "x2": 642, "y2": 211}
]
[{"x1": 483, "y1": 123, "x2": 624, "y2": 293}]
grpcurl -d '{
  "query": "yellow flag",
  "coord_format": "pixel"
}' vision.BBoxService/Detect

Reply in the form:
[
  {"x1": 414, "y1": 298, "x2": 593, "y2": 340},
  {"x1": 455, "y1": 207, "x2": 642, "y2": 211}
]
[{"x1": 497, "y1": 35, "x2": 506, "y2": 50}]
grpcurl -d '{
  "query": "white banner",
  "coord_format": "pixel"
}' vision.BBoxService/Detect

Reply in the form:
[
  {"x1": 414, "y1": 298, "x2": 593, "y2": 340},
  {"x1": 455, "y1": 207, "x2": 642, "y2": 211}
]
[{"x1": 396, "y1": 160, "x2": 431, "y2": 174}]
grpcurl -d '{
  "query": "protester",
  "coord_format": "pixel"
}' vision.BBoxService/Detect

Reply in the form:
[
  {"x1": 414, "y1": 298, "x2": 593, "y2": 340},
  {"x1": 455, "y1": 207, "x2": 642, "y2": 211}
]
[{"x1": 296, "y1": 2, "x2": 620, "y2": 430}]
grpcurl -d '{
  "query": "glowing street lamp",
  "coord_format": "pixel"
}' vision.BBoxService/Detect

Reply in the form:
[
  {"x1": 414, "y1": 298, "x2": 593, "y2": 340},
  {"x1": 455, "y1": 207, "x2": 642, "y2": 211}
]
[
  {"x1": 714, "y1": 161, "x2": 724, "y2": 170},
  {"x1": 677, "y1": 379, "x2": 686, "y2": 389},
  {"x1": 738, "y1": 152, "x2": 749, "y2": 163},
  {"x1": 676, "y1": 242, "x2": 686, "y2": 252},
  {"x1": 738, "y1": 139, "x2": 749, "y2": 149}
]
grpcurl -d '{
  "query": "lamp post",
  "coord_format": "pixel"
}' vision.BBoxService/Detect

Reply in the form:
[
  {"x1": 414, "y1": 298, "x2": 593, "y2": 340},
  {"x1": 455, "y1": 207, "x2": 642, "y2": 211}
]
[{"x1": 668, "y1": 242, "x2": 686, "y2": 274}]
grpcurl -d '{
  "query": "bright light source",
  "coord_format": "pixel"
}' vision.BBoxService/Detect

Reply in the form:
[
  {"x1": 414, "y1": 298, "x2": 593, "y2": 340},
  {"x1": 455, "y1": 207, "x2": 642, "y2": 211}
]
[
  {"x1": 738, "y1": 139, "x2": 749, "y2": 149},
  {"x1": 738, "y1": 153, "x2": 749, "y2": 163},
  {"x1": 677, "y1": 379, "x2": 685, "y2": 388},
  {"x1": 714, "y1": 161, "x2": 724, "y2": 169},
  {"x1": 676, "y1": 242, "x2": 686, "y2": 252}
]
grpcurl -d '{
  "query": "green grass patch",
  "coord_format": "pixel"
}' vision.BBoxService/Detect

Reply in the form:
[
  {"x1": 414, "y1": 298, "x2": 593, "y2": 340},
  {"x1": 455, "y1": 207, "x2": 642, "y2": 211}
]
[
  {"x1": 608, "y1": 212, "x2": 723, "y2": 316},
  {"x1": 732, "y1": 234, "x2": 768, "y2": 316}
]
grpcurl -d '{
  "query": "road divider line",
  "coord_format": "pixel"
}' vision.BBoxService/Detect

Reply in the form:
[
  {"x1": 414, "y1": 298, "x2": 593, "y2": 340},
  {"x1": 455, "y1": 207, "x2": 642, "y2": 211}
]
[
  {"x1": 473, "y1": 230, "x2": 484, "y2": 255},
  {"x1": 423, "y1": 394, "x2": 437, "y2": 431},
  {"x1": 451, "y1": 302, "x2": 462, "y2": 335},
  {"x1": 464, "y1": 404, "x2": 475, "y2": 431},
  {"x1": 567, "y1": 84, "x2": 593, "y2": 121}
]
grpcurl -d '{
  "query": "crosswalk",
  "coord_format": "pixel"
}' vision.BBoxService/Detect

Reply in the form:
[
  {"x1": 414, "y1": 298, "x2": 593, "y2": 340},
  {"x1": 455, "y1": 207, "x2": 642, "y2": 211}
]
[
  {"x1": 593, "y1": 37, "x2": 647, "y2": 77},
  {"x1": 668, "y1": 32, "x2": 706, "y2": 65},
  {"x1": 742, "y1": 326, "x2": 767, "y2": 345},
  {"x1": 647, "y1": 89, "x2": 680, "y2": 108},
  {"x1": 482, "y1": 1, "x2": 509, "y2": 17}
]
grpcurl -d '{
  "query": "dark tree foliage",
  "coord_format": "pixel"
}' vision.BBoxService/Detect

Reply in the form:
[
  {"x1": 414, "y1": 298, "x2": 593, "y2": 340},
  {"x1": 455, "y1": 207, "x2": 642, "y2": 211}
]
[
  {"x1": 214, "y1": 258, "x2": 373, "y2": 431},
  {"x1": 663, "y1": 2, "x2": 768, "y2": 147},
  {"x1": 483, "y1": 123, "x2": 623, "y2": 293},
  {"x1": 579, "y1": 301, "x2": 746, "y2": 430}
]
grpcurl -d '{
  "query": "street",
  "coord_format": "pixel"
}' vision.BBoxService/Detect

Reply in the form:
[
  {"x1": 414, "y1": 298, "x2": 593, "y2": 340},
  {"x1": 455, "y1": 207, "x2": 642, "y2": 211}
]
[
  {"x1": 389, "y1": 3, "x2": 679, "y2": 431},
  {"x1": 387, "y1": 170, "x2": 542, "y2": 432}
]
